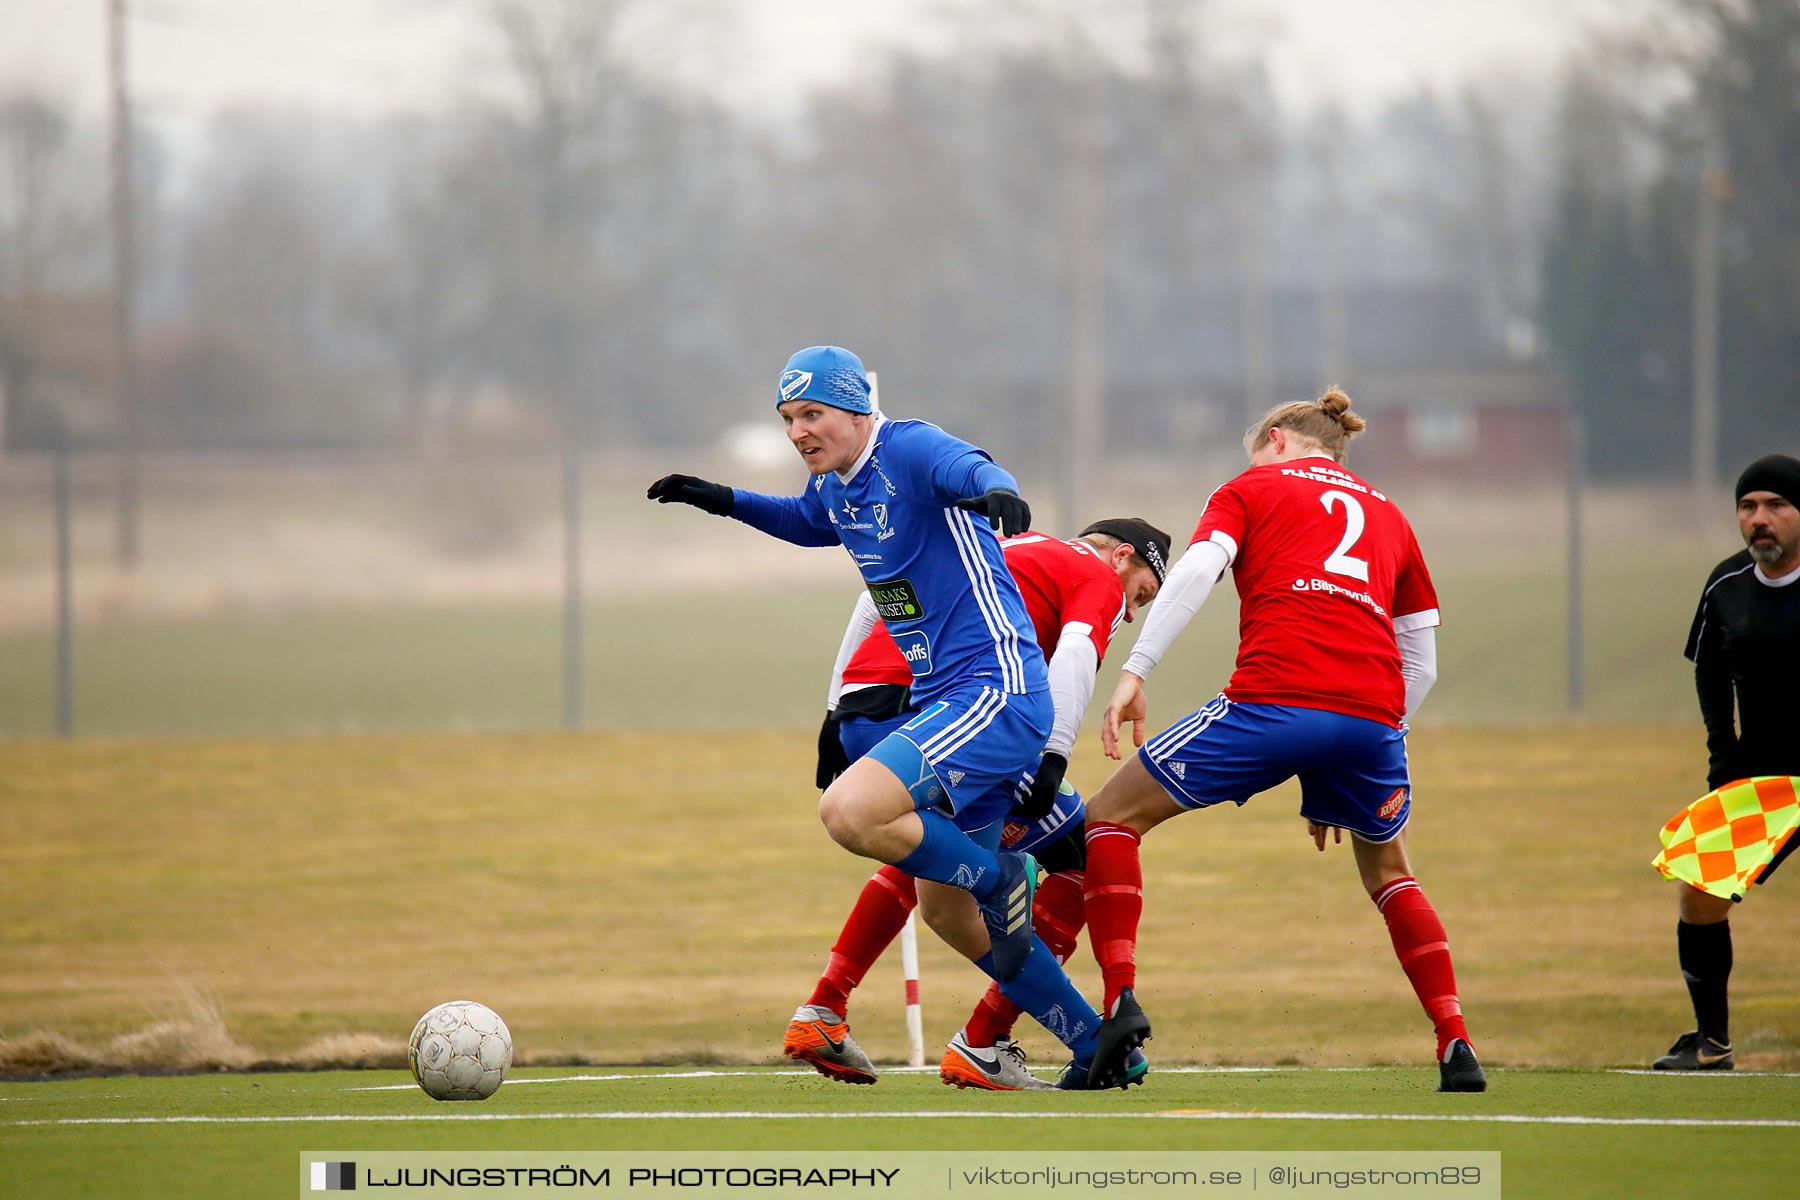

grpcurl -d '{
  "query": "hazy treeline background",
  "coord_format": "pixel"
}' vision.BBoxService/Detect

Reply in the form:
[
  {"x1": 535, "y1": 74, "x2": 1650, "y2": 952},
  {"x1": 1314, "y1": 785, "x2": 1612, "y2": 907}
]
[
  {"x1": 0, "y1": 0, "x2": 1795, "y2": 738},
  {"x1": 3, "y1": 0, "x2": 1793, "y2": 473}
]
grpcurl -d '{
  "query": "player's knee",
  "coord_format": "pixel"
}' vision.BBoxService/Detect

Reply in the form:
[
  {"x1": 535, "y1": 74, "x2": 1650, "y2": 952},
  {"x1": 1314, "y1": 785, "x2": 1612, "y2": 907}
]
[
  {"x1": 1678, "y1": 883, "x2": 1732, "y2": 925},
  {"x1": 817, "y1": 791, "x2": 856, "y2": 848},
  {"x1": 1085, "y1": 784, "x2": 1125, "y2": 825},
  {"x1": 1352, "y1": 834, "x2": 1412, "y2": 891},
  {"x1": 818, "y1": 785, "x2": 873, "y2": 851},
  {"x1": 1088, "y1": 765, "x2": 1168, "y2": 834}
]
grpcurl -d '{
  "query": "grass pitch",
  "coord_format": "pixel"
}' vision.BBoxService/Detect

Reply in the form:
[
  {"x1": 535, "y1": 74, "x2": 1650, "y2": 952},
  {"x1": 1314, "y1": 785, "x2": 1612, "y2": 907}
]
[
  {"x1": 4, "y1": 725, "x2": 1796, "y2": 1198},
  {"x1": 4, "y1": 1065, "x2": 1797, "y2": 1200},
  {"x1": 2, "y1": 724, "x2": 1795, "y2": 1072}
]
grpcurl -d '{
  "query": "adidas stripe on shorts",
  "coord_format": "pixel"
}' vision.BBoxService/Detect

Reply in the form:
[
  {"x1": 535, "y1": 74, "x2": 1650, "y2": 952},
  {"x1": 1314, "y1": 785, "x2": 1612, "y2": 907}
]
[
  {"x1": 857, "y1": 682, "x2": 1052, "y2": 831},
  {"x1": 842, "y1": 707, "x2": 1085, "y2": 850}
]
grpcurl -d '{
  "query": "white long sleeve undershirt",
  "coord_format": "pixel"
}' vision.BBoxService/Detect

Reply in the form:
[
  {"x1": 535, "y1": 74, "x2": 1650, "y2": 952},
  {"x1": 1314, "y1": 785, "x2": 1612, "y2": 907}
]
[
  {"x1": 1043, "y1": 627, "x2": 1100, "y2": 758},
  {"x1": 826, "y1": 591, "x2": 882, "y2": 709},
  {"x1": 1396, "y1": 625, "x2": 1438, "y2": 721},
  {"x1": 829, "y1": 586, "x2": 1101, "y2": 755},
  {"x1": 1121, "y1": 538, "x2": 1440, "y2": 723},
  {"x1": 1122, "y1": 539, "x2": 1231, "y2": 680}
]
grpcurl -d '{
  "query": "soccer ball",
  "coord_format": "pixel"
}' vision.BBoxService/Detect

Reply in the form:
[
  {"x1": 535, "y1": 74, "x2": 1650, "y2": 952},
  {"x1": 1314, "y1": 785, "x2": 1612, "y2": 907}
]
[{"x1": 408, "y1": 1000, "x2": 512, "y2": 1100}]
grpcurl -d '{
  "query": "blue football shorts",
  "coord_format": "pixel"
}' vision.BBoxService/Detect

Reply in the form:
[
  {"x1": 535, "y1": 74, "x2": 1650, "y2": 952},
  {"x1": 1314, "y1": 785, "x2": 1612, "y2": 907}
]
[
  {"x1": 1138, "y1": 694, "x2": 1413, "y2": 843},
  {"x1": 997, "y1": 777, "x2": 1085, "y2": 858},
  {"x1": 840, "y1": 683, "x2": 1053, "y2": 833}
]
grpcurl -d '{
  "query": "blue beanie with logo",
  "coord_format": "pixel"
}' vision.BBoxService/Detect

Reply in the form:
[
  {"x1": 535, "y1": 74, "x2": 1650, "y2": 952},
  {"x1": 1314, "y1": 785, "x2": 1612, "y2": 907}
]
[{"x1": 777, "y1": 346, "x2": 873, "y2": 414}]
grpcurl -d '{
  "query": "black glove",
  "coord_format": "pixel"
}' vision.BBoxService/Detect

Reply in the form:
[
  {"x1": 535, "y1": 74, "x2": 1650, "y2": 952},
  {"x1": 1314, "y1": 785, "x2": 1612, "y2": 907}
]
[
  {"x1": 955, "y1": 487, "x2": 1030, "y2": 538},
  {"x1": 647, "y1": 474, "x2": 734, "y2": 516},
  {"x1": 1018, "y1": 751, "x2": 1068, "y2": 822},
  {"x1": 815, "y1": 711, "x2": 851, "y2": 790}
]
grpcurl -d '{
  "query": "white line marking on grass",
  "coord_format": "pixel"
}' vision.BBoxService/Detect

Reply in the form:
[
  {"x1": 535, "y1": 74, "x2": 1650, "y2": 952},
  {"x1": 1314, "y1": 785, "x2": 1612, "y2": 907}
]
[
  {"x1": 12, "y1": 1110, "x2": 1800, "y2": 1129},
  {"x1": 353, "y1": 1064, "x2": 1800, "y2": 1093},
  {"x1": 353, "y1": 1064, "x2": 1382, "y2": 1092},
  {"x1": 352, "y1": 1070, "x2": 801, "y2": 1092},
  {"x1": 1159, "y1": 1072, "x2": 1382, "y2": 1079},
  {"x1": 354, "y1": 1066, "x2": 949, "y2": 1092},
  {"x1": 1607, "y1": 1069, "x2": 1800, "y2": 1077}
]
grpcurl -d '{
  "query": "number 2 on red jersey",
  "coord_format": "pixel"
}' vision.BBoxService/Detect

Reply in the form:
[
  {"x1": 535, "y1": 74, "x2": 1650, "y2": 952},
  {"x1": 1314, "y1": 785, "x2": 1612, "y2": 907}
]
[{"x1": 1319, "y1": 490, "x2": 1370, "y2": 582}]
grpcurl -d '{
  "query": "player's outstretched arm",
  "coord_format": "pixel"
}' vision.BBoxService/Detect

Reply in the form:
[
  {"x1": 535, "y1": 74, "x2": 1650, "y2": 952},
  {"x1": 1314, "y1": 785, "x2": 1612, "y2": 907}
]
[
  {"x1": 646, "y1": 474, "x2": 733, "y2": 515},
  {"x1": 1100, "y1": 670, "x2": 1148, "y2": 761},
  {"x1": 651, "y1": 474, "x2": 838, "y2": 548}
]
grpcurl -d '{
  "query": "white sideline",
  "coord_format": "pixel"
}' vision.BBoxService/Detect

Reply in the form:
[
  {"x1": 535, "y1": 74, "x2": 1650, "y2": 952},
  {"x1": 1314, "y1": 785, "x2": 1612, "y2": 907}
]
[
  {"x1": 1607, "y1": 1068, "x2": 1800, "y2": 1077},
  {"x1": 351, "y1": 1069, "x2": 818, "y2": 1091},
  {"x1": 9, "y1": 1110, "x2": 1800, "y2": 1129},
  {"x1": 351, "y1": 1065, "x2": 1393, "y2": 1092}
]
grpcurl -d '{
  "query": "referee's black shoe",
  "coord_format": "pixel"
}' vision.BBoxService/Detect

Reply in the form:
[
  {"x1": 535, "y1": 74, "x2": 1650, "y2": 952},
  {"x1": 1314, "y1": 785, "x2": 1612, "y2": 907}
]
[
  {"x1": 1653, "y1": 1031, "x2": 1734, "y2": 1071},
  {"x1": 1087, "y1": 988, "x2": 1152, "y2": 1089},
  {"x1": 1437, "y1": 1038, "x2": 1488, "y2": 1092}
]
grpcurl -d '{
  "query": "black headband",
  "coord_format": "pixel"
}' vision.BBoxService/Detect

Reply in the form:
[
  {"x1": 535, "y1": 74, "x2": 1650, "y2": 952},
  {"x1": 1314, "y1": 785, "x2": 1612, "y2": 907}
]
[
  {"x1": 1078, "y1": 518, "x2": 1173, "y2": 584},
  {"x1": 1736, "y1": 454, "x2": 1800, "y2": 506}
]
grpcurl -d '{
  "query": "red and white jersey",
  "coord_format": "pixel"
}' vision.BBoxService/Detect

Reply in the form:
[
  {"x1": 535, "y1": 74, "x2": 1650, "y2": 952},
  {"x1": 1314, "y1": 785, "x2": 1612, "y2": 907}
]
[
  {"x1": 1193, "y1": 456, "x2": 1439, "y2": 727},
  {"x1": 844, "y1": 532, "x2": 1127, "y2": 685}
]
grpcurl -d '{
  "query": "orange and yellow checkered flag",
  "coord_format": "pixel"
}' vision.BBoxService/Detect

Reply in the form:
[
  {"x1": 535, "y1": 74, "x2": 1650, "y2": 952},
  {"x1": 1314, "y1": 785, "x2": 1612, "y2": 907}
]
[{"x1": 1654, "y1": 776, "x2": 1800, "y2": 901}]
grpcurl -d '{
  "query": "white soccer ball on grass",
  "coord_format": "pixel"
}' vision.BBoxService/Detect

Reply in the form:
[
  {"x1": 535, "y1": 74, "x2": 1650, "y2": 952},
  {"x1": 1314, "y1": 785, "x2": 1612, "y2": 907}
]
[{"x1": 408, "y1": 1000, "x2": 512, "y2": 1100}]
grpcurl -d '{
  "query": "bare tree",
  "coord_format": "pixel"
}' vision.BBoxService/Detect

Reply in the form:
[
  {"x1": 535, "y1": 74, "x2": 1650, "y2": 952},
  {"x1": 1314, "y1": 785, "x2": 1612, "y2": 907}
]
[
  {"x1": 0, "y1": 90, "x2": 102, "y2": 450},
  {"x1": 483, "y1": 0, "x2": 654, "y2": 440}
]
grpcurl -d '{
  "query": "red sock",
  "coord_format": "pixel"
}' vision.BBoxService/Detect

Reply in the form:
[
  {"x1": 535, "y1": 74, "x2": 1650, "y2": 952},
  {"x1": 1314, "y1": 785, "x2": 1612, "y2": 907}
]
[
  {"x1": 1084, "y1": 822, "x2": 1144, "y2": 1013},
  {"x1": 965, "y1": 870, "x2": 1088, "y2": 1044},
  {"x1": 808, "y1": 866, "x2": 917, "y2": 1017},
  {"x1": 1371, "y1": 877, "x2": 1470, "y2": 1058},
  {"x1": 1034, "y1": 869, "x2": 1088, "y2": 961}
]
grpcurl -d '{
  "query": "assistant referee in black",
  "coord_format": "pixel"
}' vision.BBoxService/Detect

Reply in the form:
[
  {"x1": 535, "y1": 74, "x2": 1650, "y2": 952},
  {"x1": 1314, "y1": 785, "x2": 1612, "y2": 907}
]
[{"x1": 1654, "y1": 453, "x2": 1800, "y2": 1071}]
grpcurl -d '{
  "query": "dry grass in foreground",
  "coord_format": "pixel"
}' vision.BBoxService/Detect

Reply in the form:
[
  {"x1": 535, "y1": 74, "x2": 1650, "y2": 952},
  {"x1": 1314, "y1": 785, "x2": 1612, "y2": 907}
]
[{"x1": 1, "y1": 725, "x2": 1795, "y2": 1077}]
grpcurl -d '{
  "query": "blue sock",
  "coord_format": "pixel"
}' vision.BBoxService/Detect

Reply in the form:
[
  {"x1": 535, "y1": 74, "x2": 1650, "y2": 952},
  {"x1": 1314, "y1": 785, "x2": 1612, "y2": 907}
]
[
  {"x1": 893, "y1": 809, "x2": 1003, "y2": 899},
  {"x1": 977, "y1": 940, "x2": 1101, "y2": 1062}
]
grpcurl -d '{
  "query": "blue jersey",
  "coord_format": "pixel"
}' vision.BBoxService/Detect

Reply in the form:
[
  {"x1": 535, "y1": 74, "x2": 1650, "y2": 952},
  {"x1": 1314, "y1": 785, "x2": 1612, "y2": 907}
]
[{"x1": 730, "y1": 416, "x2": 1048, "y2": 706}]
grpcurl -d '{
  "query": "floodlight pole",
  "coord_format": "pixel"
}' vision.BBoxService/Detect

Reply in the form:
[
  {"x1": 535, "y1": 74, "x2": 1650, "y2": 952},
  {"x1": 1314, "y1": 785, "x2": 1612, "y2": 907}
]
[
  {"x1": 1690, "y1": 139, "x2": 1726, "y2": 514},
  {"x1": 1565, "y1": 399, "x2": 1585, "y2": 714},
  {"x1": 1058, "y1": 27, "x2": 1102, "y2": 531},
  {"x1": 1314, "y1": 111, "x2": 1350, "y2": 388},
  {"x1": 561, "y1": 440, "x2": 583, "y2": 729},
  {"x1": 1237, "y1": 170, "x2": 1275, "y2": 432},
  {"x1": 106, "y1": 0, "x2": 140, "y2": 569},
  {"x1": 54, "y1": 444, "x2": 74, "y2": 737}
]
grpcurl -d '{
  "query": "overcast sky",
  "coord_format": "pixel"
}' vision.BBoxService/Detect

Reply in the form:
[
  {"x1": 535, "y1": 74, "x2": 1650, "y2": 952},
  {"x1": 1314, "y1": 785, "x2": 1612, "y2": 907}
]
[{"x1": 4, "y1": 0, "x2": 1653, "y2": 132}]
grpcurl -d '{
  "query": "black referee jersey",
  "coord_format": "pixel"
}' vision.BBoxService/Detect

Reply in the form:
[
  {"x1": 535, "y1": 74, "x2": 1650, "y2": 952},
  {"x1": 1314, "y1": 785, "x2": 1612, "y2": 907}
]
[{"x1": 1685, "y1": 549, "x2": 1800, "y2": 790}]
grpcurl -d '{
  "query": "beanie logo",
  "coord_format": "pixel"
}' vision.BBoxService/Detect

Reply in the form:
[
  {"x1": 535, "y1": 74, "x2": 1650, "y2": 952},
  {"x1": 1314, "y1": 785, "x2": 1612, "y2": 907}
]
[
  {"x1": 1140, "y1": 540, "x2": 1167, "y2": 582},
  {"x1": 780, "y1": 369, "x2": 813, "y2": 402}
]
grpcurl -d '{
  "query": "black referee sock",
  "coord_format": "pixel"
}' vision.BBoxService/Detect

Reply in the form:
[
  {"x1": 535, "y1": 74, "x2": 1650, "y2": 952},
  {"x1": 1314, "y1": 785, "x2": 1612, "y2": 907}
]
[{"x1": 1677, "y1": 919, "x2": 1733, "y2": 1044}]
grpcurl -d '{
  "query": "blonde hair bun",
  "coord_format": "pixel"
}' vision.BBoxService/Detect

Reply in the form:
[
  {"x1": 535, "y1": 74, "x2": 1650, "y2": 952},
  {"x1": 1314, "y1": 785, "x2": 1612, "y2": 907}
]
[
  {"x1": 1243, "y1": 387, "x2": 1366, "y2": 461},
  {"x1": 1318, "y1": 387, "x2": 1366, "y2": 434}
]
